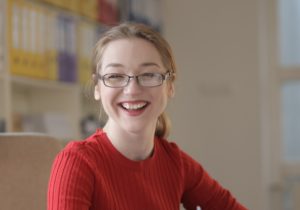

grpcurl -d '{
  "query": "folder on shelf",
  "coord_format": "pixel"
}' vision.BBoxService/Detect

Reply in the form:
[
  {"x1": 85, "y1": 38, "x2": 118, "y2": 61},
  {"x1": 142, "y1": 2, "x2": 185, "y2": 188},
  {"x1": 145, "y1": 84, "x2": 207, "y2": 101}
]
[
  {"x1": 69, "y1": 0, "x2": 80, "y2": 14},
  {"x1": 8, "y1": 0, "x2": 56, "y2": 80},
  {"x1": 127, "y1": 0, "x2": 159, "y2": 29},
  {"x1": 57, "y1": 15, "x2": 78, "y2": 83},
  {"x1": 0, "y1": 1, "x2": 5, "y2": 73},
  {"x1": 79, "y1": 0, "x2": 98, "y2": 20},
  {"x1": 27, "y1": 2, "x2": 39, "y2": 78},
  {"x1": 20, "y1": 1, "x2": 33, "y2": 78},
  {"x1": 41, "y1": 0, "x2": 59, "y2": 8},
  {"x1": 45, "y1": 10, "x2": 58, "y2": 81},
  {"x1": 8, "y1": 0, "x2": 23, "y2": 76},
  {"x1": 35, "y1": 4, "x2": 48, "y2": 79},
  {"x1": 78, "y1": 21, "x2": 97, "y2": 85},
  {"x1": 89, "y1": 0, "x2": 99, "y2": 20},
  {"x1": 98, "y1": 0, "x2": 119, "y2": 25},
  {"x1": 57, "y1": 15, "x2": 66, "y2": 82},
  {"x1": 52, "y1": 0, "x2": 65, "y2": 10}
]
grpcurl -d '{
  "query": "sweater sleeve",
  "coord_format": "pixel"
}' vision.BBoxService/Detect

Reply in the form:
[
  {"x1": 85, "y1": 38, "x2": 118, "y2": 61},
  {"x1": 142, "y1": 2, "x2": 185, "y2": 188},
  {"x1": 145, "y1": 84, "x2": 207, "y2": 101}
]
[
  {"x1": 180, "y1": 151, "x2": 248, "y2": 210},
  {"x1": 47, "y1": 143, "x2": 95, "y2": 210}
]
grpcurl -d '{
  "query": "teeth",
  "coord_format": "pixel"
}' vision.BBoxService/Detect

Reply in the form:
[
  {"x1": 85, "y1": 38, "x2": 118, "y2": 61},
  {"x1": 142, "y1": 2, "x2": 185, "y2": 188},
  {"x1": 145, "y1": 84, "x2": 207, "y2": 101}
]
[{"x1": 122, "y1": 102, "x2": 147, "y2": 110}]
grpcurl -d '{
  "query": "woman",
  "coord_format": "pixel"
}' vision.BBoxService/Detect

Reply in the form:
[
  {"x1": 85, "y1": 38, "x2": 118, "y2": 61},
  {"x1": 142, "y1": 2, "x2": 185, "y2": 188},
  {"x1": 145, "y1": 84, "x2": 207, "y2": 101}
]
[{"x1": 48, "y1": 22, "x2": 247, "y2": 210}]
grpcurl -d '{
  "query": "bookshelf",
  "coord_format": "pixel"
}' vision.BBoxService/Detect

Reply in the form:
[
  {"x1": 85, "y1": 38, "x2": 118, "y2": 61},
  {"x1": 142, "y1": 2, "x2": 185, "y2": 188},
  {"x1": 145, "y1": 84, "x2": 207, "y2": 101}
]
[
  {"x1": 0, "y1": 0, "x2": 163, "y2": 140},
  {"x1": 11, "y1": 75, "x2": 81, "y2": 137},
  {"x1": 0, "y1": 0, "x2": 100, "y2": 139}
]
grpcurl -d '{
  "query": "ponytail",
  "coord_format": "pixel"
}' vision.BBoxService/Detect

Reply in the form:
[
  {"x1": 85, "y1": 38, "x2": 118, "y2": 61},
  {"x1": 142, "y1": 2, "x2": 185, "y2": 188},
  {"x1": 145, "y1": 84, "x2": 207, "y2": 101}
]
[{"x1": 155, "y1": 112, "x2": 171, "y2": 138}]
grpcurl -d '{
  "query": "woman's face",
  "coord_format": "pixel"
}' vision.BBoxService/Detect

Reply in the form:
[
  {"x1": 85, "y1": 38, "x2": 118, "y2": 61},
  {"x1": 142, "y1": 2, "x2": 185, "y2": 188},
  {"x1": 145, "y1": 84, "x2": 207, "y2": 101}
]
[{"x1": 95, "y1": 38, "x2": 173, "y2": 134}]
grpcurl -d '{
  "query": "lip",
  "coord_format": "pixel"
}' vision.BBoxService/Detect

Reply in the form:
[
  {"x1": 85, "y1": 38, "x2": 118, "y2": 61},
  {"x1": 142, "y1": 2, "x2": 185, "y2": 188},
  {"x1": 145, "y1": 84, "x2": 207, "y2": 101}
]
[
  {"x1": 118, "y1": 100, "x2": 150, "y2": 116},
  {"x1": 118, "y1": 100, "x2": 149, "y2": 105}
]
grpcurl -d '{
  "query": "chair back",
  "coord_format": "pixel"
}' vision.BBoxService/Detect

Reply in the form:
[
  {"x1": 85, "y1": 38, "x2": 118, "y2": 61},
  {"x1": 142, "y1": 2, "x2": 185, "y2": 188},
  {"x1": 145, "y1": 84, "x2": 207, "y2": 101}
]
[{"x1": 0, "y1": 133, "x2": 62, "y2": 210}]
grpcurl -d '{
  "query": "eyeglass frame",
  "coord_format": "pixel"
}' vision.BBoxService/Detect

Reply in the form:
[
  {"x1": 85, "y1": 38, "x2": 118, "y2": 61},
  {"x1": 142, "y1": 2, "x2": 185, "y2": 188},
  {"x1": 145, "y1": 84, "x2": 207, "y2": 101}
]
[{"x1": 95, "y1": 71, "x2": 174, "y2": 88}]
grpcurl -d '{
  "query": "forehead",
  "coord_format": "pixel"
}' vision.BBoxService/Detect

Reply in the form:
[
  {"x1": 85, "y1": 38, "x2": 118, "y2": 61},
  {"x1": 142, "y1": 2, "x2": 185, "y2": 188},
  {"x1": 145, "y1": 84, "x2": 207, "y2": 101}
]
[{"x1": 101, "y1": 38, "x2": 163, "y2": 67}]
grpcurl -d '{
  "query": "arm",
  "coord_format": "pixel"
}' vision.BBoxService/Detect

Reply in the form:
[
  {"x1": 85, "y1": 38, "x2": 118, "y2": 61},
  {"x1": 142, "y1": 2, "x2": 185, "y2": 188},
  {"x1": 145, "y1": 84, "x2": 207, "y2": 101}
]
[
  {"x1": 180, "y1": 151, "x2": 247, "y2": 210},
  {"x1": 47, "y1": 145, "x2": 94, "y2": 210}
]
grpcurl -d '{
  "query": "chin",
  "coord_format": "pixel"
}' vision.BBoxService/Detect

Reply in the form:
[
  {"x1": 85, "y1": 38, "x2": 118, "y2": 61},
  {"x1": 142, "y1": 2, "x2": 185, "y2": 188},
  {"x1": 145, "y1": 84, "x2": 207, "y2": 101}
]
[
  {"x1": 120, "y1": 120, "x2": 155, "y2": 135},
  {"x1": 122, "y1": 124, "x2": 145, "y2": 134}
]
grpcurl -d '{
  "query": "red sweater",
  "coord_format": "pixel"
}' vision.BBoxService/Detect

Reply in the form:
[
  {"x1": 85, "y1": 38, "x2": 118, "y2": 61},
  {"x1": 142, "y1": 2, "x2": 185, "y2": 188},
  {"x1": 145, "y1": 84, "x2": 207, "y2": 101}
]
[{"x1": 48, "y1": 129, "x2": 247, "y2": 210}]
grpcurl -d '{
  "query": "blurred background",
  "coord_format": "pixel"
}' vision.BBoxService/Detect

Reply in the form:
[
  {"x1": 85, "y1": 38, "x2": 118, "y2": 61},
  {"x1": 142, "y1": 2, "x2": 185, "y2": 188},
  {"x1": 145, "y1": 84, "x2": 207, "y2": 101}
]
[{"x1": 1, "y1": 0, "x2": 300, "y2": 209}]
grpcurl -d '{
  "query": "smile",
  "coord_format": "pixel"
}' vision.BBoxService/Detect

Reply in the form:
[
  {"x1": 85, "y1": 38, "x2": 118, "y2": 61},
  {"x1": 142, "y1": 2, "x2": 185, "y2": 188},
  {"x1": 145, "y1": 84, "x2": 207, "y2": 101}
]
[{"x1": 120, "y1": 102, "x2": 149, "y2": 111}]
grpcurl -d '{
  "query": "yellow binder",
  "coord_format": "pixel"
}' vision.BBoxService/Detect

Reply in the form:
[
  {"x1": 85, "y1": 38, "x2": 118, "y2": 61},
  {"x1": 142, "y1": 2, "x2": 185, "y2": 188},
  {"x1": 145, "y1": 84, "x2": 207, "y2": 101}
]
[
  {"x1": 27, "y1": 1, "x2": 38, "y2": 78},
  {"x1": 7, "y1": 0, "x2": 22, "y2": 76},
  {"x1": 78, "y1": 21, "x2": 96, "y2": 85},
  {"x1": 19, "y1": 1, "x2": 32, "y2": 77},
  {"x1": 35, "y1": 4, "x2": 47, "y2": 79},
  {"x1": 45, "y1": 10, "x2": 58, "y2": 81}
]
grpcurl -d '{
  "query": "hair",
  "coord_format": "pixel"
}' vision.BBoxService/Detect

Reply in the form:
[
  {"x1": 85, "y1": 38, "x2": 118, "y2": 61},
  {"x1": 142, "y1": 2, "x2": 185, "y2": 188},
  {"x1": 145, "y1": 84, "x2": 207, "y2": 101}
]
[{"x1": 92, "y1": 22, "x2": 177, "y2": 138}]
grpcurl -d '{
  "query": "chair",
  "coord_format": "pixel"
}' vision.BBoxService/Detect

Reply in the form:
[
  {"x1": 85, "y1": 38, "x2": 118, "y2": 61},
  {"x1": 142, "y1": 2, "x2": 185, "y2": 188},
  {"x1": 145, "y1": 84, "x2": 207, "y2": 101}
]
[{"x1": 0, "y1": 133, "x2": 63, "y2": 210}]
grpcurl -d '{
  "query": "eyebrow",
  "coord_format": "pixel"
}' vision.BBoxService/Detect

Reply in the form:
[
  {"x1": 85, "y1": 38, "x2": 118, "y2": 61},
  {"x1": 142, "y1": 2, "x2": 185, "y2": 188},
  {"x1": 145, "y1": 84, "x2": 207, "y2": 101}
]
[
  {"x1": 104, "y1": 62, "x2": 161, "y2": 69},
  {"x1": 104, "y1": 63, "x2": 124, "y2": 69},
  {"x1": 140, "y1": 62, "x2": 161, "y2": 68}
]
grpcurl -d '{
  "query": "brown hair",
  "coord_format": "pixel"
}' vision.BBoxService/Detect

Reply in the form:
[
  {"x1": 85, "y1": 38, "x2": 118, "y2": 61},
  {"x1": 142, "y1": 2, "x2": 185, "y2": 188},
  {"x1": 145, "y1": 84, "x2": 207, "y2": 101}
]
[{"x1": 92, "y1": 22, "x2": 177, "y2": 138}]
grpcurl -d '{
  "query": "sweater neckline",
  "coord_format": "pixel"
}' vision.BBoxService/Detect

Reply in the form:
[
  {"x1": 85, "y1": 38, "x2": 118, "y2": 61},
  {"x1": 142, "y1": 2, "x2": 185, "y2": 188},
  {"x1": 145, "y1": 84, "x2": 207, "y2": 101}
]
[{"x1": 95, "y1": 129, "x2": 158, "y2": 170}]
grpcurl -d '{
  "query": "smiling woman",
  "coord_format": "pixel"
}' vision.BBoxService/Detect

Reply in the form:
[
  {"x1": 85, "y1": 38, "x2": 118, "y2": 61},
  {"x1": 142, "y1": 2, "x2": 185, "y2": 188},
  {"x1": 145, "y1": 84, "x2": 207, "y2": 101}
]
[{"x1": 47, "y1": 22, "x2": 248, "y2": 210}]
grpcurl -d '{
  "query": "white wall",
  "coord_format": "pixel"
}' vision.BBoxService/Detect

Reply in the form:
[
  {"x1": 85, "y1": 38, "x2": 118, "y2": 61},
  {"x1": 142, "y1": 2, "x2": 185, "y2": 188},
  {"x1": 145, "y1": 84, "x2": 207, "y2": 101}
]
[{"x1": 163, "y1": 1, "x2": 265, "y2": 209}]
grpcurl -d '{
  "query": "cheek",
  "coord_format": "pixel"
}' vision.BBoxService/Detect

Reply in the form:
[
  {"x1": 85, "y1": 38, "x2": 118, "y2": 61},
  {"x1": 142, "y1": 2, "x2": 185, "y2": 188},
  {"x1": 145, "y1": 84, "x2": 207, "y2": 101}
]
[
  {"x1": 153, "y1": 88, "x2": 169, "y2": 108},
  {"x1": 99, "y1": 88, "x2": 115, "y2": 109}
]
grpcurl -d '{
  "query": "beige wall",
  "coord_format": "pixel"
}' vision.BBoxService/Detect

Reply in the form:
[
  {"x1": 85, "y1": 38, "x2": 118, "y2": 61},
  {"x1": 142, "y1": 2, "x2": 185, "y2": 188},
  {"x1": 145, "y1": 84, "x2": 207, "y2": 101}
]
[{"x1": 163, "y1": 0, "x2": 265, "y2": 209}]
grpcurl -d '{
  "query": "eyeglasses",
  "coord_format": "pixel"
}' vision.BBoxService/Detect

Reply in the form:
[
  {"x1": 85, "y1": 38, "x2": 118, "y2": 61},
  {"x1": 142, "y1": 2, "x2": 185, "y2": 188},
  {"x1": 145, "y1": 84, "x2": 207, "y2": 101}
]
[{"x1": 97, "y1": 71, "x2": 173, "y2": 88}]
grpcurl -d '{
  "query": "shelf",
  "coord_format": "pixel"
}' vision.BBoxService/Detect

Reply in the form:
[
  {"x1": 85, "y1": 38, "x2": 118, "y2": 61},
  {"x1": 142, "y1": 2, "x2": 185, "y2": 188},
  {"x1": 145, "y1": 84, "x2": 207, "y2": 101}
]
[
  {"x1": 10, "y1": 75, "x2": 82, "y2": 139},
  {"x1": 1, "y1": 0, "x2": 161, "y2": 139},
  {"x1": 11, "y1": 75, "x2": 80, "y2": 91}
]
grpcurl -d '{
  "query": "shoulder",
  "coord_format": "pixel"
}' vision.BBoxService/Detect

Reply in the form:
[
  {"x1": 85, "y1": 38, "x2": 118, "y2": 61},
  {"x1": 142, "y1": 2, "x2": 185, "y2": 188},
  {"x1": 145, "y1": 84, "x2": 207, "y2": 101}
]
[
  {"x1": 157, "y1": 137, "x2": 205, "y2": 176},
  {"x1": 55, "y1": 130, "x2": 105, "y2": 168},
  {"x1": 157, "y1": 137, "x2": 181, "y2": 157},
  {"x1": 64, "y1": 135, "x2": 98, "y2": 155},
  {"x1": 157, "y1": 137, "x2": 194, "y2": 162},
  {"x1": 156, "y1": 137, "x2": 192, "y2": 168}
]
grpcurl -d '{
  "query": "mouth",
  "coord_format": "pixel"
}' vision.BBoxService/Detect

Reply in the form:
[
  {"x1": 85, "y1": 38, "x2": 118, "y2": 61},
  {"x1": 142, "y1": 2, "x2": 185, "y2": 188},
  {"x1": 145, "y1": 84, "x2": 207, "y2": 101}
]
[{"x1": 119, "y1": 101, "x2": 149, "y2": 111}]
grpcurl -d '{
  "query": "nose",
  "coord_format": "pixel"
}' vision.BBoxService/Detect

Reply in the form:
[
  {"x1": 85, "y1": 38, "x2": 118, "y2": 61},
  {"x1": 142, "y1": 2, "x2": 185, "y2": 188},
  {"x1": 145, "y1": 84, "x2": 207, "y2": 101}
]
[{"x1": 123, "y1": 76, "x2": 143, "y2": 95}]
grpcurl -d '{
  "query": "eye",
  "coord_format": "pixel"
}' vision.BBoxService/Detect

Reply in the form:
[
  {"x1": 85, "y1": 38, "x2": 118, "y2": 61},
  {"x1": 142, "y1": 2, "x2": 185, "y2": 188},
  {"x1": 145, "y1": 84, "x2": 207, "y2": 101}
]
[
  {"x1": 140, "y1": 73, "x2": 158, "y2": 80},
  {"x1": 105, "y1": 73, "x2": 126, "y2": 80}
]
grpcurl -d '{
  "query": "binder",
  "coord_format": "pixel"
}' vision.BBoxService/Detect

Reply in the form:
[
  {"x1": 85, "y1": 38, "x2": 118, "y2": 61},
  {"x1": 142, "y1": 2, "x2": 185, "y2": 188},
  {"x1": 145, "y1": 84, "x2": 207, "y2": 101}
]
[
  {"x1": 27, "y1": 2, "x2": 38, "y2": 78},
  {"x1": 45, "y1": 10, "x2": 58, "y2": 81},
  {"x1": 67, "y1": 17, "x2": 78, "y2": 82},
  {"x1": 78, "y1": 21, "x2": 97, "y2": 85},
  {"x1": 20, "y1": 1, "x2": 32, "y2": 77},
  {"x1": 127, "y1": 0, "x2": 161, "y2": 31},
  {"x1": 98, "y1": 0, "x2": 119, "y2": 25},
  {"x1": 57, "y1": 15, "x2": 66, "y2": 82},
  {"x1": 8, "y1": 0, "x2": 22, "y2": 76},
  {"x1": 35, "y1": 4, "x2": 48, "y2": 79},
  {"x1": 0, "y1": 1, "x2": 4, "y2": 72},
  {"x1": 89, "y1": 0, "x2": 99, "y2": 20},
  {"x1": 69, "y1": 0, "x2": 80, "y2": 14},
  {"x1": 79, "y1": 0, "x2": 98, "y2": 20},
  {"x1": 57, "y1": 15, "x2": 77, "y2": 83},
  {"x1": 77, "y1": 21, "x2": 86, "y2": 85},
  {"x1": 52, "y1": 0, "x2": 65, "y2": 9}
]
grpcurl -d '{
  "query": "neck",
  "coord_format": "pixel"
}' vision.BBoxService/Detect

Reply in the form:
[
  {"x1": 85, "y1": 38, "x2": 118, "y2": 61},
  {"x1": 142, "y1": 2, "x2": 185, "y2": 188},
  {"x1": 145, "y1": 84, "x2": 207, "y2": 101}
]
[{"x1": 103, "y1": 121, "x2": 156, "y2": 161}]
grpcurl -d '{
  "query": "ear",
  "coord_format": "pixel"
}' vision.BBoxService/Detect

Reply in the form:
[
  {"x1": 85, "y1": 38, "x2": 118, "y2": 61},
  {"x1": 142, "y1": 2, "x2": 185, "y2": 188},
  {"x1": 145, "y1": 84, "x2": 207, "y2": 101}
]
[
  {"x1": 94, "y1": 84, "x2": 101, "y2": 100},
  {"x1": 168, "y1": 83, "x2": 175, "y2": 98}
]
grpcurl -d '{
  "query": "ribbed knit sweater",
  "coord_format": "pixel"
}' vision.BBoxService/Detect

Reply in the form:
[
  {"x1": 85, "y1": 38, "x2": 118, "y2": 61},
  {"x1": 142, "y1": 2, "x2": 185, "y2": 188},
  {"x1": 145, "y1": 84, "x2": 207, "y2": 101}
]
[{"x1": 48, "y1": 129, "x2": 247, "y2": 210}]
